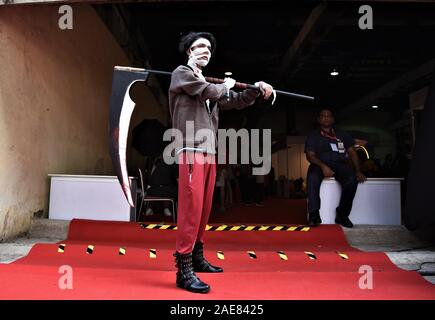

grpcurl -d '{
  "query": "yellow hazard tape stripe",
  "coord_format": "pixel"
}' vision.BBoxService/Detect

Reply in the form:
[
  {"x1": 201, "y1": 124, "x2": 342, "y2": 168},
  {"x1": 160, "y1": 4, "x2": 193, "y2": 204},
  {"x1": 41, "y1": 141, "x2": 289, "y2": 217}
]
[
  {"x1": 217, "y1": 251, "x2": 225, "y2": 260},
  {"x1": 277, "y1": 251, "x2": 288, "y2": 260},
  {"x1": 230, "y1": 226, "x2": 241, "y2": 231},
  {"x1": 139, "y1": 223, "x2": 309, "y2": 232},
  {"x1": 216, "y1": 225, "x2": 228, "y2": 231},
  {"x1": 140, "y1": 223, "x2": 177, "y2": 230},
  {"x1": 336, "y1": 251, "x2": 349, "y2": 260},
  {"x1": 76, "y1": 245, "x2": 342, "y2": 261},
  {"x1": 247, "y1": 251, "x2": 257, "y2": 259},
  {"x1": 304, "y1": 251, "x2": 317, "y2": 260}
]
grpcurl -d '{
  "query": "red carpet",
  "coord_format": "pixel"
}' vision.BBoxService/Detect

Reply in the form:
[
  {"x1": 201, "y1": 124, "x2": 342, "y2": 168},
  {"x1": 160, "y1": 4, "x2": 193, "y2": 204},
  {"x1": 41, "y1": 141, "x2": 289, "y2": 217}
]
[{"x1": 0, "y1": 219, "x2": 434, "y2": 299}]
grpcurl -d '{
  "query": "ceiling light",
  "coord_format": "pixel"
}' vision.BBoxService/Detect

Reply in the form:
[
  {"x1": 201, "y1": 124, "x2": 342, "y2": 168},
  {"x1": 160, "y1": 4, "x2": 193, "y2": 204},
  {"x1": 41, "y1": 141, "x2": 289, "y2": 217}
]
[
  {"x1": 224, "y1": 72, "x2": 232, "y2": 77},
  {"x1": 330, "y1": 69, "x2": 339, "y2": 76},
  {"x1": 372, "y1": 105, "x2": 379, "y2": 109}
]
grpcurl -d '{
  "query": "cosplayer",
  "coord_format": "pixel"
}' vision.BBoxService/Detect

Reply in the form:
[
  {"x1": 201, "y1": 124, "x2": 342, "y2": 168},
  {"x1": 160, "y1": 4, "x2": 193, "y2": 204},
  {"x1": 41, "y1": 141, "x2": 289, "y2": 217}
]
[{"x1": 169, "y1": 31, "x2": 273, "y2": 293}]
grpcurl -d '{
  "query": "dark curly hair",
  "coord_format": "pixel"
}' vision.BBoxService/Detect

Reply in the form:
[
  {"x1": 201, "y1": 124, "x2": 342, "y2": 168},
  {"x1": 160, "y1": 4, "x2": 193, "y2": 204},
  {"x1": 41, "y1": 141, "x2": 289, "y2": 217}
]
[
  {"x1": 318, "y1": 108, "x2": 335, "y2": 116},
  {"x1": 178, "y1": 31, "x2": 217, "y2": 56}
]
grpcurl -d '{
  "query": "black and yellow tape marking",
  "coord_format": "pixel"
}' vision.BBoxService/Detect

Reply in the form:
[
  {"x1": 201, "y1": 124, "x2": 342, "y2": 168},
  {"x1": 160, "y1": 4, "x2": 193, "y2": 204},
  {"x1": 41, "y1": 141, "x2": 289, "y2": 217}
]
[
  {"x1": 206, "y1": 225, "x2": 310, "y2": 232},
  {"x1": 150, "y1": 249, "x2": 157, "y2": 259},
  {"x1": 58, "y1": 244, "x2": 66, "y2": 253},
  {"x1": 139, "y1": 223, "x2": 309, "y2": 232},
  {"x1": 247, "y1": 251, "x2": 257, "y2": 259},
  {"x1": 336, "y1": 251, "x2": 349, "y2": 260},
  {"x1": 206, "y1": 225, "x2": 230, "y2": 231},
  {"x1": 304, "y1": 251, "x2": 317, "y2": 260},
  {"x1": 119, "y1": 247, "x2": 126, "y2": 256},
  {"x1": 217, "y1": 251, "x2": 225, "y2": 260},
  {"x1": 86, "y1": 245, "x2": 94, "y2": 254},
  {"x1": 139, "y1": 223, "x2": 177, "y2": 230},
  {"x1": 277, "y1": 251, "x2": 288, "y2": 261}
]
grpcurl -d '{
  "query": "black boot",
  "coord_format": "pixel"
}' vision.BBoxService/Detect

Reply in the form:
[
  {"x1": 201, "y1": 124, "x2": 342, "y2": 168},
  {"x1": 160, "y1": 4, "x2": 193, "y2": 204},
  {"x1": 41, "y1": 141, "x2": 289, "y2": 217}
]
[
  {"x1": 174, "y1": 252, "x2": 210, "y2": 293},
  {"x1": 335, "y1": 215, "x2": 354, "y2": 228},
  {"x1": 192, "y1": 242, "x2": 223, "y2": 273},
  {"x1": 335, "y1": 208, "x2": 354, "y2": 228},
  {"x1": 308, "y1": 211, "x2": 322, "y2": 227}
]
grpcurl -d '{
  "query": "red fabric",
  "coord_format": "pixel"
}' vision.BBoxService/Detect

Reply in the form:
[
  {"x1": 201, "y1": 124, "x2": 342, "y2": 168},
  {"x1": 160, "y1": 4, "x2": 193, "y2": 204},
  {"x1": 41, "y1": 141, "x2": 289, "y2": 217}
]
[
  {"x1": 176, "y1": 152, "x2": 216, "y2": 253},
  {"x1": 0, "y1": 219, "x2": 434, "y2": 299}
]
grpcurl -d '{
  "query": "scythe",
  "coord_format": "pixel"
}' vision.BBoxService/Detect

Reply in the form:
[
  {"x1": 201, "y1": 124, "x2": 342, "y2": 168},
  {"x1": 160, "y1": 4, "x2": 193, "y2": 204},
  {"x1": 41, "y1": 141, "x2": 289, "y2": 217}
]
[
  {"x1": 108, "y1": 66, "x2": 150, "y2": 207},
  {"x1": 109, "y1": 66, "x2": 315, "y2": 207}
]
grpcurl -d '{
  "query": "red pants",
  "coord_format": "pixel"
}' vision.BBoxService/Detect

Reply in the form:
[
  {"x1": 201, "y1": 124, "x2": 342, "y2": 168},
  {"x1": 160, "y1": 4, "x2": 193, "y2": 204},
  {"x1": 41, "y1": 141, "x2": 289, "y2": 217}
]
[{"x1": 176, "y1": 152, "x2": 216, "y2": 254}]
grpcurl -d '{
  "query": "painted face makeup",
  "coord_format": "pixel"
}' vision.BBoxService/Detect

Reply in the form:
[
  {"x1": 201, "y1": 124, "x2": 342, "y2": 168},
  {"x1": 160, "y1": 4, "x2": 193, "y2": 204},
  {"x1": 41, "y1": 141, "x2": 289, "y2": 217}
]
[{"x1": 188, "y1": 38, "x2": 212, "y2": 68}]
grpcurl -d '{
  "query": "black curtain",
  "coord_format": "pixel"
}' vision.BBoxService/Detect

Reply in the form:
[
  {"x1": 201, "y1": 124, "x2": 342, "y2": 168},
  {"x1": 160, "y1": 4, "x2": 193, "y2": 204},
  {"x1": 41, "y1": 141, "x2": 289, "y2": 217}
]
[{"x1": 405, "y1": 71, "x2": 435, "y2": 230}]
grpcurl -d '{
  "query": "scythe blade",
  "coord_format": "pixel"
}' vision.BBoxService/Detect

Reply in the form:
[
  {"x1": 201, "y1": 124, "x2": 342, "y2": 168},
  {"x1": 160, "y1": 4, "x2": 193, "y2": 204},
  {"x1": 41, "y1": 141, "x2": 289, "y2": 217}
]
[{"x1": 108, "y1": 66, "x2": 149, "y2": 207}]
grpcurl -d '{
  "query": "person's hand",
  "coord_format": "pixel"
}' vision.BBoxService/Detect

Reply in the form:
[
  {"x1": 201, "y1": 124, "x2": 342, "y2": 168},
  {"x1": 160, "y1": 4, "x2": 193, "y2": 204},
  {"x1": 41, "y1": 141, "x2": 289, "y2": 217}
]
[
  {"x1": 321, "y1": 165, "x2": 335, "y2": 177},
  {"x1": 356, "y1": 171, "x2": 367, "y2": 182},
  {"x1": 255, "y1": 81, "x2": 274, "y2": 99},
  {"x1": 223, "y1": 77, "x2": 236, "y2": 90}
]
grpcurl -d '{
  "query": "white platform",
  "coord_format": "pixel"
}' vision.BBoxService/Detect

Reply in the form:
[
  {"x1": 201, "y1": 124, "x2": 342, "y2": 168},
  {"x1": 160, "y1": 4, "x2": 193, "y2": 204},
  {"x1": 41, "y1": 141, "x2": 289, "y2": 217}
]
[
  {"x1": 319, "y1": 178, "x2": 403, "y2": 225},
  {"x1": 48, "y1": 175, "x2": 137, "y2": 221}
]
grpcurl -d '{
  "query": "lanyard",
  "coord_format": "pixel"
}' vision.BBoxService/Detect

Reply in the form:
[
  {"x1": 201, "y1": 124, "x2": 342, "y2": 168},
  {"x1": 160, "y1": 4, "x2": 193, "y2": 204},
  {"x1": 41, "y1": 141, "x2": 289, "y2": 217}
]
[{"x1": 320, "y1": 128, "x2": 337, "y2": 141}]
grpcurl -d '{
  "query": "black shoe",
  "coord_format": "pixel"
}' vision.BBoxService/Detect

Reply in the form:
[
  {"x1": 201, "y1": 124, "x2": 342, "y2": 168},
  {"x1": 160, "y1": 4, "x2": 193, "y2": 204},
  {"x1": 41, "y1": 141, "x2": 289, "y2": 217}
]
[
  {"x1": 308, "y1": 211, "x2": 322, "y2": 227},
  {"x1": 192, "y1": 242, "x2": 223, "y2": 273},
  {"x1": 335, "y1": 216, "x2": 354, "y2": 228},
  {"x1": 174, "y1": 252, "x2": 210, "y2": 293}
]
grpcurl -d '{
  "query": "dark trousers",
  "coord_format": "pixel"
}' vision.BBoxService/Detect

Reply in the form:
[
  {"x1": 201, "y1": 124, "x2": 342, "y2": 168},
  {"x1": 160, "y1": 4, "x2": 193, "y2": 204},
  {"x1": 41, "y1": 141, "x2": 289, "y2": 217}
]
[
  {"x1": 307, "y1": 163, "x2": 358, "y2": 217},
  {"x1": 240, "y1": 176, "x2": 255, "y2": 203},
  {"x1": 254, "y1": 183, "x2": 264, "y2": 203}
]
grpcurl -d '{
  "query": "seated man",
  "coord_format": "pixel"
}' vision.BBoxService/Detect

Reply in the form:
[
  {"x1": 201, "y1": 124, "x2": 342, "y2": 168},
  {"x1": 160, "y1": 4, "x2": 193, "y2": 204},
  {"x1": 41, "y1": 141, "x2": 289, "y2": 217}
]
[{"x1": 305, "y1": 108, "x2": 367, "y2": 228}]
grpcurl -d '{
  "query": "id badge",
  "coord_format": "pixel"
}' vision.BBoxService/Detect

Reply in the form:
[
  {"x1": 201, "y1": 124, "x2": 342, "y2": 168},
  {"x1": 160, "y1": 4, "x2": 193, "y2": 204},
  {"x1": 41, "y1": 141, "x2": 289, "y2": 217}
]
[
  {"x1": 330, "y1": 143, "x2": 339, "y2": 152},
  {"x1": 337, "y1": 141, "x2": 345, "y2": 153}
]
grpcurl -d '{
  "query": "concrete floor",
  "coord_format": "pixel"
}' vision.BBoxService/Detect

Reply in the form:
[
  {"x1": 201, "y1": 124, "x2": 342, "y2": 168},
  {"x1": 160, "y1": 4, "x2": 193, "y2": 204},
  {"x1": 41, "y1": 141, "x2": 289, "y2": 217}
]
[
  {"x1": 0, "y1": 218, "x2": 434, "y2": 285},
  {"x1": 343, "y1": 225, "x2": 435, "y2": 284}
]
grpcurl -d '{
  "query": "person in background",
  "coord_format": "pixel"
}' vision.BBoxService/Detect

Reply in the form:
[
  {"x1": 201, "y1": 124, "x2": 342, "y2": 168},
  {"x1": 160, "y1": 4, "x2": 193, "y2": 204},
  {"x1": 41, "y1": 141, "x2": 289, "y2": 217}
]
[
  {"x1": 305, "y1": 108, "x2": 367, "y2": 228},
  {"x1": 225, "y1": 164, "x2": 234, "y2": 209},
  {"x1": 240, "y1": 163, "x2": 255, "y2": 205},
  {"x1": 215, "y1": 164, "x2": 227, "y2": 212},
  {"x1": 294, "y1": 177, "x2": 305, "y2": 198},
  {"x1": 381, "y1": 153, "x2": 394, "y2": 177},
  {"x1": 254, "y1": 172, "x2": 265, "y2": 206}
]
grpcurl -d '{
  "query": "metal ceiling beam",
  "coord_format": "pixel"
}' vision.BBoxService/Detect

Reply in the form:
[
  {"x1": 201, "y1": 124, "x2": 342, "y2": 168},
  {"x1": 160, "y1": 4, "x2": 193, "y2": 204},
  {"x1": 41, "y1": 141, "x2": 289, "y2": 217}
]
[
  {"x1": 276, "y1": 3, "x2": 345, "y2": 82},
  {"x1": 276, "y1": 3, "x2": 327, "y2": 79},
  {"x1": 339, "y1": 58, "x2": 435, "y2": 119}
]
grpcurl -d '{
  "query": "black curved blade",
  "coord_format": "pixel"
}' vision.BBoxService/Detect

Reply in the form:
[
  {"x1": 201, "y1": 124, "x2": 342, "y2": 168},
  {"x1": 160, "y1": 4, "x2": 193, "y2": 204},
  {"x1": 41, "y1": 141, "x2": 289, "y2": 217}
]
[{"x1": 108, "y1": 68, "x2": 149, "y2": 207}]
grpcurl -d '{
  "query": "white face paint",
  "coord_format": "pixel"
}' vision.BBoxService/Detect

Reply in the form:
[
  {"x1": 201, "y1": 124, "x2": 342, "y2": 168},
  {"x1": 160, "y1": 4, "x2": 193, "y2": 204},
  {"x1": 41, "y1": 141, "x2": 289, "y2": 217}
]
[{"x1": 188, "y1": 38, "x2": 212, "y2": 68}]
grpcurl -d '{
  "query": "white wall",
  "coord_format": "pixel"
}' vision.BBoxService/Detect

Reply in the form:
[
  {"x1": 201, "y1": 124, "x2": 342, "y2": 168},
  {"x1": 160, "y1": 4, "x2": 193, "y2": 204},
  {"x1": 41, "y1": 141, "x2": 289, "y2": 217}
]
[
  {"x1": 272, "y1": 136, "x2": 310, "y2": 180},
  {"x1": 0, "y1": 4, "x2": 164, "y2": 239}
]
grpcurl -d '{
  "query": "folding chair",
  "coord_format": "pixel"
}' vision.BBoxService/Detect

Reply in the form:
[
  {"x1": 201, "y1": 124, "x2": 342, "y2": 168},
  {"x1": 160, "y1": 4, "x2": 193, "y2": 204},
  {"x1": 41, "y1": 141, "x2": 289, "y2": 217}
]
[{"x1": 137, "y1": 168, "x2": 177, "y2": 223}]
